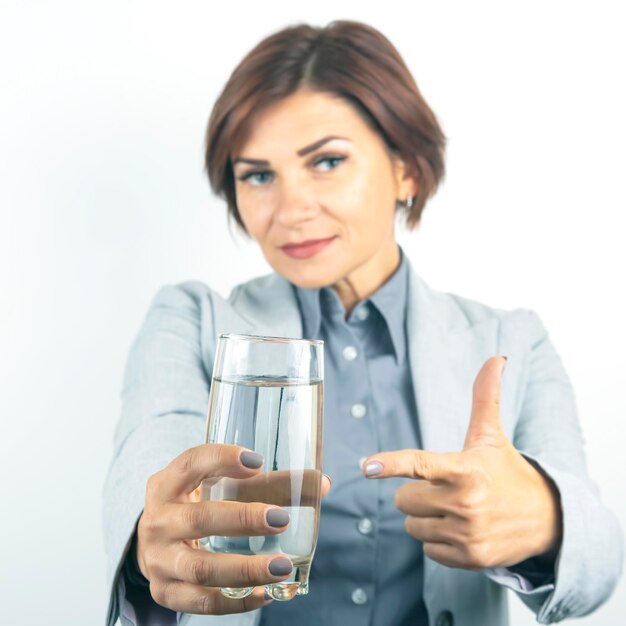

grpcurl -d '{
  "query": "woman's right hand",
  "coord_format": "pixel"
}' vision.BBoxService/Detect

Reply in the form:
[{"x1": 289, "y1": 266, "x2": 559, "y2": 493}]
[{"x1": 134, "y1": 443, "x2": 332, "y2": 615}]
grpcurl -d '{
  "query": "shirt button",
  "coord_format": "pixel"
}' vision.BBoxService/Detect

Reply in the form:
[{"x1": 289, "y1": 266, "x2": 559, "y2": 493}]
[
  {"x1": 355, "y1": 306, "x2": 369, "y2": 321},
  {"x1": 342, "y1": 345, "x2": 358, "y2": 361},
  {"x1": 357, "y1": 518, "x2": 373, "y2": 535},
  {"x1": 351, "y1": 588, "x2": 368, "y2": 605},
  {"x1": 351, "y1": 403, "x2": 367, "y2": 419}
]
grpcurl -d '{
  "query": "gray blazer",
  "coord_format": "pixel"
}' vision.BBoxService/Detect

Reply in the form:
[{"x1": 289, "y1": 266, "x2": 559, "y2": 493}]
[{"x1": 103, "y1": 265, "x2": 623, "y2": 626}]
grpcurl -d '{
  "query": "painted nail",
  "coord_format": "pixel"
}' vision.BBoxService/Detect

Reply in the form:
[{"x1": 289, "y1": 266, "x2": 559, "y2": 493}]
[
  {"x1": 240, "y1": 450, "x2": 264, "y2": 469},
  {"x1": 266, "y1": 508, "x2": 290, "y2": 527},
  {"x1": 269, "y1": 557, "x2": 293, "y2": 576},
  {"x1": 365, "y1": 461, "x2": 383, "y2": 477}
]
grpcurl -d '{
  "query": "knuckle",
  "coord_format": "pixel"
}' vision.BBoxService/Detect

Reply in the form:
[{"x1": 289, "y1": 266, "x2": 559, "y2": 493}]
[
  {"x1": 236, "y1": 504, "x2": 254, "y2": 530},
  {"x1": 456, "y1": 487, "x2": 484, "y2": 517},
  {"x1": 453, "y1": 455, "x2": 471, "y2": 480},
  {"x1": 394, "y1": 490, "x2": 402, "y2": 510},
  {"x1": 203, "y1": 443, "x2": 230, "y2": 476},
  {"x1": 464, "y1": 462, "x2": 490, "y2": 490},
  {"x1": 173, "y1": 448, "x2": 196, "y2": 477},
  {"x1": 239, "y1": 556, "x2": 256, "y2": 583},
  {"x1": 411, "y1": 454, "x2": 432, "y2": 480},
  {"x1": 473, "y1": 397, "x2": 500, "y2": 411},
  {"x1": 215, "y1": 443, "x2": 230, "y2": 468},
  {"x1": 162, "y1": 581, "x2": 180, "y2": 608},
  {"x1": 149, "y1": 580, "x2": 168, "y2": 607},
  {"x1": 456, "y1": 492, "x2": 475, "y2": 515},
  {"x1": 423, "y1": 542, "x2": 440, "y2": 562},
  {"x1": 394, "y1": 484, "x2": 410, "y2": 511},
  {"x1": 188, "y1": 555, "x2": 212, "y2": 585},
  {"x1": 138, "y1": 511, "x2": 160, "y2": 540},
  {"x1": 428, "y1": 544, "x2": 461, "y2": 568},
  {"x1": 463, "y1": 471, "x2": 480, "y2": 492},
  {"x1": 145, "y1": 549, "x2": 167, "y2": 579},
  {"x1": 457, "y1": 458, "x2": 477, "y2": 483},
  {"x1": 199, "y1": 591, "x2": 216, "y2": 615},
  {"x1": 145, "y1": 472, "x2": 163, "y2": 500},
  {"x1": 460, "y1": 515, "x2": 478, "y2": 542},
  {"x1": 465, "y1": 542, "x2": 491, "y2": 569},
  {"x1": 182, "y1": 502, "x2": 205, "y2": 533}
]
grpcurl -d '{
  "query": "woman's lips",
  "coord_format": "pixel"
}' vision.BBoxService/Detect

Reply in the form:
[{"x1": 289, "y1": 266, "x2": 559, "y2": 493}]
[{"x1": 281, "y1": 236, "x2": 337, "y2": 259}]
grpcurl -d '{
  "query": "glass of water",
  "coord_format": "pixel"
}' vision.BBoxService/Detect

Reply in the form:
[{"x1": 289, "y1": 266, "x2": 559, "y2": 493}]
[{"x1": 199, "y1": 333, "x2": 324, "y2": 602}]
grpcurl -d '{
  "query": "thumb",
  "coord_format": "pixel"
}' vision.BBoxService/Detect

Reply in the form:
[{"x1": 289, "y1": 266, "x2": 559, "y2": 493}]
[{"x1": 463, "y1": 355, "x2": 508, "y2": 450}]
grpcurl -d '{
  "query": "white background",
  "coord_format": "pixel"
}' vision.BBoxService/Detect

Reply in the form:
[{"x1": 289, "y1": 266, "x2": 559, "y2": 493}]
[{"x1": 1, "y1": 1, "x2": 624, "y2": 624}]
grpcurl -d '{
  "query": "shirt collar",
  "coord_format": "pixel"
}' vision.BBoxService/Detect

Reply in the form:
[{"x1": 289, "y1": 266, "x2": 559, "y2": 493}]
[
  {"x1": 292, "y1": 245, "x2": 409, "y2": 365},
  {"x1": 367, "y1": 245, "x2": 408, "y2": 364}
]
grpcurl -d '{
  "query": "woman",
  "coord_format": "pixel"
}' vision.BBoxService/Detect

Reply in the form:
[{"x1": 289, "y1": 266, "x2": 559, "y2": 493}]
[{"x1": 103, "y1": 20, "x2": 623, "y2": 626}]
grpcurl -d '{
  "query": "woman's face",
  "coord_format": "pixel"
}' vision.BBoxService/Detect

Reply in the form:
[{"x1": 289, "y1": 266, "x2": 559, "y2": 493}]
[{"x1": 232, "y1": 88, "x2": 417, "y2": 292}]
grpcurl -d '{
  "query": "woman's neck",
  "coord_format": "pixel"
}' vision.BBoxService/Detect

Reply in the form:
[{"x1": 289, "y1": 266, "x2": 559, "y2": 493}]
[{"x1": 331, "y1": 241, "x2": 401, "y2": 317}]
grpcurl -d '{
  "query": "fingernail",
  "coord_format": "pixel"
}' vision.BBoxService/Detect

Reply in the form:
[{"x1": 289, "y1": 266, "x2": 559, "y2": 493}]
[
  {"x1": 264, "y1": 591, "x2": 274, "y2": 602},
  {"x1": 365, "y1": 461, "x2": 383, "y2": 477},
  {"x1": 266, "y1": 508, "x2": 290, "y2": 527},
  {"x1": 323, "y1": 473, "x2": 332, "y2": 487},
  {"x1": 501, "y1": 356, "x2": 508, "y2": 374},
  {"x1": 269, "y1": 557, "x2": 293, "y2": 576},
  {"x1": 240, "y1": 450, "x2": 264, "y2": 469}
]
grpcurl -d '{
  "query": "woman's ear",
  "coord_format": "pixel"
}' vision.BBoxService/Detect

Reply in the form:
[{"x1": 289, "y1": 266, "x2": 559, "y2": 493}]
[{"x1": 391, "y1": 151, "x2": 419, "y2": 199}]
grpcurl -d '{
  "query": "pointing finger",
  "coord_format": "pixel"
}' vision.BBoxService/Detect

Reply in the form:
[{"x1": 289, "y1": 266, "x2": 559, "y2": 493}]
[{"x1": 362, "y1": 449, "x2": 465, "y2": 483}]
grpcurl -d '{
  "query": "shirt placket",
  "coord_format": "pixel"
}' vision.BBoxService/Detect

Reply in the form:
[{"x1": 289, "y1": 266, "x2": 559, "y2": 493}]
[{"x1": 323, "y1": 300, "x2": 379, "y2": 618}]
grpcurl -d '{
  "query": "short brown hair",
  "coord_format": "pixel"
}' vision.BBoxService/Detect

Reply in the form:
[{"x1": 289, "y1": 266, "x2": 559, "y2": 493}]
[{"x1": 205, "y1": 20, "x2": 446, "y2": 233}]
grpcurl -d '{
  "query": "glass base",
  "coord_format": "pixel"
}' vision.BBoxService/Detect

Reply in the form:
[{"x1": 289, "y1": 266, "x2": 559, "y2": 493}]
[
  {"x1": 219, "y1": 586, "x2": 254, "y2": 599},
  {"x1": 220, "y1": 581, "x2": 308, "y2": 602}
]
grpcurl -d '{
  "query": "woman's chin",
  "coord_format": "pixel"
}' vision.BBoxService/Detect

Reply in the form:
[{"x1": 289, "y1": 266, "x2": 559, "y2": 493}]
[{"x1": 274, "y1": 262, "x2": 339, "y2": 290}]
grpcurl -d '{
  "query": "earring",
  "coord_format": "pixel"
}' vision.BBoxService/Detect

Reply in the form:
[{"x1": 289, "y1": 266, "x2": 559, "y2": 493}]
[{"x1": 405, "y1": 195, "x2": 414, "y2": 209}]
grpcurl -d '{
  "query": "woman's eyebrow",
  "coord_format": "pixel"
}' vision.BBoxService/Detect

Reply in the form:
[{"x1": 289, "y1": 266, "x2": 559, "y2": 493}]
[{"x1": 233, "y1": 135, "x2": 349, "y2": 166}]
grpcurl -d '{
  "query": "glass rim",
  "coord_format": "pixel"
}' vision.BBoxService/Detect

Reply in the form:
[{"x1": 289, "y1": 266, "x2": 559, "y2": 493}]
[{"x1": 218, "y1": 332, "x2": 323, "y2": 346}]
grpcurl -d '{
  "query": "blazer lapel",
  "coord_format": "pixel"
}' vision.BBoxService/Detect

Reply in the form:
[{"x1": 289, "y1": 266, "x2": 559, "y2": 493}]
[
  {"x1": 406, "y1": 264, "x2": 506, "y2": 616},
  {"x1": 216, "y1": 273, "x2": 303, "y2": 339},
  {"x1": 406, "y1": 266, "x2": 502, "y2": 454}
]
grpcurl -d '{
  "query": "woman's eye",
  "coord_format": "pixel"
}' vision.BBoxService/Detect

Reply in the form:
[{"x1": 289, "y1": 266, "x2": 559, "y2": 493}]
[
  {"x1": 237, "y1": 171, "x2": 273, "y2": 187},
  {"x1": 314, "y1": 155, "x2": 346, "y2": 171}
]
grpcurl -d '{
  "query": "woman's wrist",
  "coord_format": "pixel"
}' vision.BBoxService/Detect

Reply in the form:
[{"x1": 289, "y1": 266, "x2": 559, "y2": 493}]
[{"x1": 525, "y1": 455, "x2": 563, "y2": 563}]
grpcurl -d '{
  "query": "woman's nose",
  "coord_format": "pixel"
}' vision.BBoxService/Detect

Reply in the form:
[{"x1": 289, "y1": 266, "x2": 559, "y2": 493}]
[{"x1": 273, "y1": 181, "x2": 320, "y2": 227}]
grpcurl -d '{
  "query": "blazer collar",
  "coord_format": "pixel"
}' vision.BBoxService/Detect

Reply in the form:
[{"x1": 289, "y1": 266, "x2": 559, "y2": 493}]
[{"x1": 216, "y1": 255, "x2": 470, "y2": 338}]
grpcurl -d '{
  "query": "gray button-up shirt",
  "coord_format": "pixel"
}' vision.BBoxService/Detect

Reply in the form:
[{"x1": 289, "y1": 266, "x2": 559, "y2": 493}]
[{"x1": 260, "y1": 245, "x2": 429, "y2": 626}]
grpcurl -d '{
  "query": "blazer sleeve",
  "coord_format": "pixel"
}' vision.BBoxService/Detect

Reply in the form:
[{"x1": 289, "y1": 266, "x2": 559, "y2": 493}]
[
  {"x1": 483, "y1": 309, "x2": 624, "y2": 623},
  {"x1": 102, "y1": 282, "x2": 262, "y2": 626}
]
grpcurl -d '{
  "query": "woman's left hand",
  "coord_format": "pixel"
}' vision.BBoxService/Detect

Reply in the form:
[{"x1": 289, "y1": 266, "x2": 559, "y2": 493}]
[{"x1": 362, "y1": 356, "x2": 562, "y2": 570}]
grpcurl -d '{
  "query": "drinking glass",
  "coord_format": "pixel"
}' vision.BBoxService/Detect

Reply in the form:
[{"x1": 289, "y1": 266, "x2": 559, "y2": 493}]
[{"x1": 198, "y1": 333, "x2": 324, "y2": 602}]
